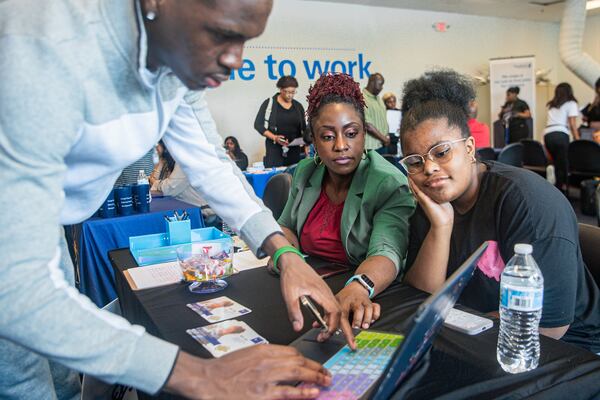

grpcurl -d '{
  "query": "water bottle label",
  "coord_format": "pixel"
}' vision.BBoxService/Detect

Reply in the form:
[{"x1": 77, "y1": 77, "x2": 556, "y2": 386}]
[{"x1": 500, "y1": 285, "x2": 543, "y2": 311}]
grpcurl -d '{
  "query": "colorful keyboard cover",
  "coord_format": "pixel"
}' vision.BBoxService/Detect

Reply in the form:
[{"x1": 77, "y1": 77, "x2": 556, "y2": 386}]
[{"x1": 301, "y1": 331, "x2": 404, "y2": 400}]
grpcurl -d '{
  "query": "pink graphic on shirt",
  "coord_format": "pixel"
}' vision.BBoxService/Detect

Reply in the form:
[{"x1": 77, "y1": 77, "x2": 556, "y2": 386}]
[{"x1": 477, "y1": 241, "x2": 505, "y2": 282}]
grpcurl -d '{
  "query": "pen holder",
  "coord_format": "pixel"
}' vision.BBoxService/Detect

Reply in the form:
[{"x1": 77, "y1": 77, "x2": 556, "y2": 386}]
[{"x1": 166, "y1": 219, "x2": 191, "y2": 246}]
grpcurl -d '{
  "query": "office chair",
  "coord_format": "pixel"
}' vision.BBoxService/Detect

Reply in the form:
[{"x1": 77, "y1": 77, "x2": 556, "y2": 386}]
[{"x1": 262, "y1": 173, "x2": 293, "y2": 220}]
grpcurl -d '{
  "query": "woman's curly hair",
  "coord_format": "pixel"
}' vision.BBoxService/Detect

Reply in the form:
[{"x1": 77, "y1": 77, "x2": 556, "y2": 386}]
[
  {"x1": 400, "y1": 69, "x2": 475, "y2": 138},
  {"x1": 306, "y1": 73, "x2": 366, "y2": 131}
]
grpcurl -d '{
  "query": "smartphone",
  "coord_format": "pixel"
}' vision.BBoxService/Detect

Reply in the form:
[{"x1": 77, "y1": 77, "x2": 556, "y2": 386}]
[
  {"x1": 443, "y1": 308, "x2": 493, "y2": 335},
  {"x1": 300, "y1": 295, "x2": 328, "y2": 331},
  {"x1": 315, "y1": 263, "x2": 350, "y2": 278}
]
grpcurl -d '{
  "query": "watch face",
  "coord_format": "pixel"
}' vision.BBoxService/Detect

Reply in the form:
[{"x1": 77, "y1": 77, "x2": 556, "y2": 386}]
[{"x1": 360, "y1": 274, "x2": 375, "y2": 289}]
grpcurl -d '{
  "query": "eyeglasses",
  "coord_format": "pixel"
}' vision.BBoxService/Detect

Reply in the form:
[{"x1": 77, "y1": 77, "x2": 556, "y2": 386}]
[
  {"x1": 400, "y1": 138, "x2": 468, "y2": 175},
  {"x1": 282, "y1": 89, "x2": 297, "y2": 95}
]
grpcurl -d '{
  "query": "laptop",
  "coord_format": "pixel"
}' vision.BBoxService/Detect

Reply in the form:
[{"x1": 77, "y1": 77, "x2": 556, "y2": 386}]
[{"x1": 292, "y1": 242, "x2": 489, "y2": 400}]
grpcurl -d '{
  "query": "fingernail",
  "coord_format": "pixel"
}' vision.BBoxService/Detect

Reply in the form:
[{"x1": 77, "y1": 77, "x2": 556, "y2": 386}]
[
  {"x1": 363, "y1": 323, "x2": 369, "y2": 329},
  {"x1": 353, "y1": 325, "x2": 359, "y2": 329},
  {"x1": 293, "y1": 321, "x2": 301, "y2": 330}
]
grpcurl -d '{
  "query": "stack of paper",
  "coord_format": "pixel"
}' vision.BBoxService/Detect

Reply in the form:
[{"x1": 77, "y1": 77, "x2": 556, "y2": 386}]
[
  {"x1": 233, "y1": 250, "x2": 267, "y2": 272},
  {"x1": 124, "y1": 262, "x2": 183, "y2": 290}
]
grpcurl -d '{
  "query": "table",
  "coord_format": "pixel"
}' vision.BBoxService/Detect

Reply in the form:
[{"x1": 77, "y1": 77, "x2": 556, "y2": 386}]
[
  {"x1": 109, "y1": 248, "x2": 600, "y2": 399},
  {"x1": 243, "y1": 169, "x2": 282, "y2": 198},
  {"x1": 73, "y1": 197, "x2": 204, "y2": 307}
]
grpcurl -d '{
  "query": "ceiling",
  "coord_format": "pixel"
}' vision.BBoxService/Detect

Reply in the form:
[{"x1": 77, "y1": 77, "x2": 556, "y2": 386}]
[{"x1": 307, "y1": 0, "x2": 600, "y2": 22}]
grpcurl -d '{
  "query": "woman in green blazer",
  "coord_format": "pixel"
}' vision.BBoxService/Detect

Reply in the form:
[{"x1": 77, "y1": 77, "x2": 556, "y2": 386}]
[{"x1": 277, "y1": 73, "x2": 415, "y2": 330}]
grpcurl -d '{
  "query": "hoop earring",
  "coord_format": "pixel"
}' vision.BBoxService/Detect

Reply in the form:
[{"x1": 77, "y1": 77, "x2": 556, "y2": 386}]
[
  {"x1": 145, "y1": 11, "x2": 156, "y2": 21},
  {"x1": 314, "y1": 153, "x2": 323, "y2": 166},
  {"x1": 362, "y1": 149, "x2": 368, "y2": 160}
]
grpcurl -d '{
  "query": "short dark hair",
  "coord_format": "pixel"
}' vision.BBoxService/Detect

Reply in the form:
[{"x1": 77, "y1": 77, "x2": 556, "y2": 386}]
[
  {"x1": 306, "y1": 73, "x2": 366, "y2": 131},
  {"x1": 368, "y1": 73, "x2": 384, "y2": 84},
  {"x1": 507, "y1": 86, "x2": 520, "y2": 95},
  {"x1": 400, "y1": 69, "x2": 474, "y2": 138},
  {"x1": 276, "y1": 75, "x2": 298, "y2": 89},
  {"x1": 595, "y1": 77, "x2": 600, "y2": 90}
]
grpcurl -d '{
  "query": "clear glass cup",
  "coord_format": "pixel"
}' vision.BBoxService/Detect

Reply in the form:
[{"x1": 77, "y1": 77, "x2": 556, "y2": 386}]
[{"x1": 176, "y1": 242, "x2": 233, "y2": 294}]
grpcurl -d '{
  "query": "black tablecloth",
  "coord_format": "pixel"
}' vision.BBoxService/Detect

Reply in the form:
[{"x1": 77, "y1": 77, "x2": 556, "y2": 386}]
[{"x1": 110, "y1": 248, "x2": 600, "y2": 399}]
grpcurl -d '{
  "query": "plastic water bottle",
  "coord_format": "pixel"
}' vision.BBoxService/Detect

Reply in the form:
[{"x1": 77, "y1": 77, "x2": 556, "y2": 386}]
[
  {"x1": 497, "y1": 243, "x2": 544, "y2": 374},
  {"x1": 137, "y1": 169, "x2": 149, "y2": 185}
]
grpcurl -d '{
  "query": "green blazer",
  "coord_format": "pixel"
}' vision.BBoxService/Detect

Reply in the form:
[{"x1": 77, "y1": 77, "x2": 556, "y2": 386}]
[{"x1": 278, "y1": 151, "x2": 415, "y2": 275}]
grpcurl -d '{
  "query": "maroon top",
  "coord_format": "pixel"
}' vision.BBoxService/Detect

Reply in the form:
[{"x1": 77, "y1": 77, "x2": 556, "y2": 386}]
[{"x1": 300, "y1": 188, "x2": 348, "y2": 264}]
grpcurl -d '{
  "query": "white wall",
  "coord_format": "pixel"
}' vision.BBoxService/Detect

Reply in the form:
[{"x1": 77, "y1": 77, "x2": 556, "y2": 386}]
[{"x1": 206, "y1": 0, "x2": 599, "y2": 162}]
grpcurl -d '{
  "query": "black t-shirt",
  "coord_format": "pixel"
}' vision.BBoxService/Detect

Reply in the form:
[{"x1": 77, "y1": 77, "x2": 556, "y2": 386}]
[
  {"x1": 512, "y1": 98, "x2": 530, "y2": 114},
  {"x1": 582, "y1": 103, "x2": 600, "y2": 123},
  {"x1": 274, "y1": 101, "x2": 304, "y2": 141},
  {"x1": 406, "y1": 161, "x2": 600, "y2": 353}
]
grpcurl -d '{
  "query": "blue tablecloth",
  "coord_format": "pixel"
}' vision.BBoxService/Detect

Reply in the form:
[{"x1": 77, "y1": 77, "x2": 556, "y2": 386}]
[
  {"x1": 76, "y1": 197, "x2": 203, "y2": 307},
  {"x1": 243, "y1": 169, "x2": 282, "y2": 198}
]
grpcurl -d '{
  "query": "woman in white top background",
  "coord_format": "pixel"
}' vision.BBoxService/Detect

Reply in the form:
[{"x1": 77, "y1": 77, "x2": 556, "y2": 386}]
[
  {"x1": 543, "y1": 82, "x2": 580, "y2": 192},
  {"x1": 382, "y1": 92, "x2": 402, "y2": 155},
  {"x1": 150, "y1": 141, "x2": 217, "y2": 223}
]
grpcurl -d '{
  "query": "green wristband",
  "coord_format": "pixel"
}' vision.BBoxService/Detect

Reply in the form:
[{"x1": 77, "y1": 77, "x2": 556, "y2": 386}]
[{"x1": 272, "y1": 246, "x2": 304, "y2": 274}]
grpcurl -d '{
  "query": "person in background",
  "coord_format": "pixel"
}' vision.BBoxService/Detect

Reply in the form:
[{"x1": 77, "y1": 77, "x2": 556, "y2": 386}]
[
  {"x1": 399, "y1": 70, "x2": 600, "y2": 354},
  {"x1": 362, "y1": 73, "x2": 391, "y2": 154},
  {"x1": 254, "y1": 75, "x2": 308, "y2": 167},
  {"x1": 543, "y1": 82, "x2": 580, "y2": 192},
  {"x1": 498, "y1": 86, "x2": 531, "y2": 144},
  {"x1": 581, "y1": 77, "x2": 600, "y2": 132},
  {"x1": 224, "y1": 136, "x2": 249, "y2": 171},
  {"x1": 0, "y1": 0, "x2": 349, "y2": 398},
  {"x1": 383, "y1": 92, "x2": 402, "y2": 156},
  {"x1": 467, "y1": 100, "x2": 490, "y2": 148},
  {"x1": 149, "y1": 141, "x2": 217, "y2": 224},
  {"x1": 278, "y1": 73, "x2": 415, "y2": 330},
  {"x1": 150, "y1": 140, "x2": 176, "y2": 182}
]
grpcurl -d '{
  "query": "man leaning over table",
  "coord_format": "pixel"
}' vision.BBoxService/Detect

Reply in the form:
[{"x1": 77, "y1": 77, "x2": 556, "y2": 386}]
[{"x1": 0, "y1": 0, "x2": 355, "y2": 399}]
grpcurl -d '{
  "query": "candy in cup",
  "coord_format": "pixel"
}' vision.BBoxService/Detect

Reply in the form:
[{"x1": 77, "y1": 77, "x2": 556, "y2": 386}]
[{"x1": 177, "y1": 243, "x2": 233, "y2": 294}]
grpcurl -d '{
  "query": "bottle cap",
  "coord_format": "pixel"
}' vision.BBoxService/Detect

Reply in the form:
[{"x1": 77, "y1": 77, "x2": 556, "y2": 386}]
[{"x1": 514, "y1": 243, "x2": 532, "y2": 255}]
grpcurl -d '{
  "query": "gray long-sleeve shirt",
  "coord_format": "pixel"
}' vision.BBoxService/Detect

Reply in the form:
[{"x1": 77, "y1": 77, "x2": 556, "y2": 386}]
[{"x1": 0, "y1": 0, "x2": 279, "y2": 394}]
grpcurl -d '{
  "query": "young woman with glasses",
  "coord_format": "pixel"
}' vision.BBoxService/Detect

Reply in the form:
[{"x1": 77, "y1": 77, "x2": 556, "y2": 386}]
[{"x1": 398, "y1": 70, "x2": 600, "y2": 353}]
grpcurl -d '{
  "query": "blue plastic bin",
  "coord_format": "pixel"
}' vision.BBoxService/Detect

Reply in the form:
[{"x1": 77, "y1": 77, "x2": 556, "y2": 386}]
[{"x1": 129, "y1": 227, "x2": 232, "y2": 266}]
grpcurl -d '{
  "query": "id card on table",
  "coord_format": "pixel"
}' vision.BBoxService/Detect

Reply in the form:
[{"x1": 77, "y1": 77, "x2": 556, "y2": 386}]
[
  {"x1": 187, "y1": 296, "x2": 251, "y2": 323},
  {"x1": 187, "y1": 320, "x2": 268, "y2": 358}
]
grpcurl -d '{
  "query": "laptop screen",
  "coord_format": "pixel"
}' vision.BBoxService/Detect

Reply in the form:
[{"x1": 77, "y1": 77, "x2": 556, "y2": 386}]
[{"x1": 371, "y1": 241, "x2": 489, "y2": 400}]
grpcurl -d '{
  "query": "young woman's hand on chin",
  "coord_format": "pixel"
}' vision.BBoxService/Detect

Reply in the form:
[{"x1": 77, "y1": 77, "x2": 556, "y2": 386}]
[{"x1": 408, "y1": 177, "x2": 454, "y2": 230}]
